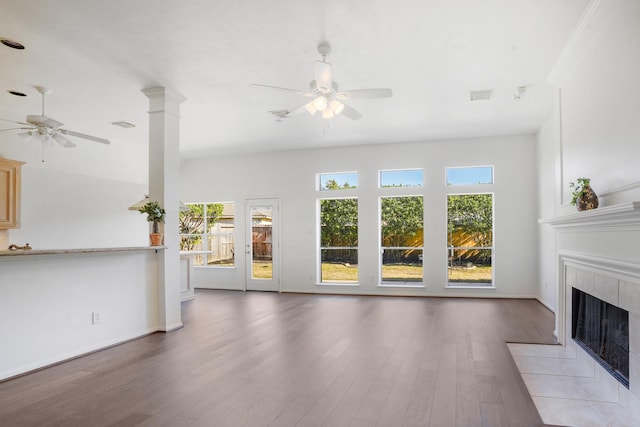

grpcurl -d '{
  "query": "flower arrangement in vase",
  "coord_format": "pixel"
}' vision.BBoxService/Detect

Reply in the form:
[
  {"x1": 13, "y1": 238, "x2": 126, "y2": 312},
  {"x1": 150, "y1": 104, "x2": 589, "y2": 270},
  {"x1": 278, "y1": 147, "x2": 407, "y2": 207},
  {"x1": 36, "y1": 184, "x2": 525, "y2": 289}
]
[{"x1": 570, "y1": 178, "x2": 599, "y2": 211}]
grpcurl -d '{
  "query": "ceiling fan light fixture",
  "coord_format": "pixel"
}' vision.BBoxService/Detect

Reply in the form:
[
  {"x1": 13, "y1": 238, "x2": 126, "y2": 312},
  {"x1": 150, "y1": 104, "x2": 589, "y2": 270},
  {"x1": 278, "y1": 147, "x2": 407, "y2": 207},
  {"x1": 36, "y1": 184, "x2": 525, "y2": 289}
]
[
  {"x1": 313, "y1": 95, "x2": 328, "y2": 111},
  {"x1": 330, "y1": 99, "x2": 344, "y2": 115},
  {"x1": 304, "y1": 101, "x2": 317, "y2": 115},
  {"x1": 18, "y1": 131, "x2": 33, "y2": 142},
  {"x1": 322, "y1": 109, "x2": 334, "y2": 119}
]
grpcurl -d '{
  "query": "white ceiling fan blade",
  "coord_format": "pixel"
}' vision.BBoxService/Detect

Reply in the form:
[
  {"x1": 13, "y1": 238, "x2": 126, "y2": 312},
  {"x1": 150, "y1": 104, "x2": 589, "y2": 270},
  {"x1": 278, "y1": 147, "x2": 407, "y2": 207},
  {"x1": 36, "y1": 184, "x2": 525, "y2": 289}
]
[
  {"x1": 315, "y1": 61, "x2": 333, "y2": 92},
  {"x1": 341, "y1": 104, "x2": 363, "y2": 120},
  {"x1": 60, "y1": 129, "x2": 110, "y2": 144},
  {"x1": 252, "y1": 84, "x2": 313, "y2": 97},
  {"x1": 53, "y1": 134, "x2": 76, "y2": 148},
  {"x1": 0, "y1": 127, "x2": 32, "y2": 132},
  {"x1": 338, "y1": 88, "x2": 393, "y2": 100},
  {"x1": 0, "y1": 118, "x2": 32, "y2": 126}
]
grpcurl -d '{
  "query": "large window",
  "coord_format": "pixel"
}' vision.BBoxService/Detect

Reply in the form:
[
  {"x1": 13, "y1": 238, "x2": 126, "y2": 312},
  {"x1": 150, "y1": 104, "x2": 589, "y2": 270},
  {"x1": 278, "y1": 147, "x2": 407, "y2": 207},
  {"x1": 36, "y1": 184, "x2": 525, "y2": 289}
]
[
  {"x1": 447, "y1": 194, "x2": 493, "y2": 287},
  {"x1": 319, "y1": 198, "x2": 358, "y2": 283},
  {"x1": 380, "y1": 196, "x2": 424, "y2": 284},
  {"x1": 179, "y1": 202, "x2": 234, "y2": 267}
]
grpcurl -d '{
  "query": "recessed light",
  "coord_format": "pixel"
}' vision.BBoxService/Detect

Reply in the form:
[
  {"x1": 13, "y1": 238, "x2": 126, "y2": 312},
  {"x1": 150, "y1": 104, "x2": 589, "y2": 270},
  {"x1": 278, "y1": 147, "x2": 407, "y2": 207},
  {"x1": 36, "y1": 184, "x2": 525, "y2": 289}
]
[
  {"x1": 1, "y1": 38, "x2": 25, "y2": 50},
  {"x1": 7, "y1": 90, "x2": 27, "y2": 97},
  {"x1": 110, "y1": 120, "x2": 136, "y2": 128},
  {"x1": 469, "y1": 89, "x2": 493, "y2": 101}
]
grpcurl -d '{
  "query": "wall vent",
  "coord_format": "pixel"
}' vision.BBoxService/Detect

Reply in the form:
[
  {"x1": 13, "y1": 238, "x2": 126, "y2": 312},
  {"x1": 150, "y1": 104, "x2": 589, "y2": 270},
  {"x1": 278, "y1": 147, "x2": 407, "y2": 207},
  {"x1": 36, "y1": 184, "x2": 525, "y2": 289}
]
[{"x1": 469, "y1": 89, "x2": 493, "y2": 101}]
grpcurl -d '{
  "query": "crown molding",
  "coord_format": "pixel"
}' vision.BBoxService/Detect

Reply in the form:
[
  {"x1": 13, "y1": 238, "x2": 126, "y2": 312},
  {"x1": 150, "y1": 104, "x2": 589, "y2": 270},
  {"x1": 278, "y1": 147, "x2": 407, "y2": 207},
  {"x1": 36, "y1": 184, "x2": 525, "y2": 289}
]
[{"x1": 547, "y1": 0, "x2": 603, "y2": 86}]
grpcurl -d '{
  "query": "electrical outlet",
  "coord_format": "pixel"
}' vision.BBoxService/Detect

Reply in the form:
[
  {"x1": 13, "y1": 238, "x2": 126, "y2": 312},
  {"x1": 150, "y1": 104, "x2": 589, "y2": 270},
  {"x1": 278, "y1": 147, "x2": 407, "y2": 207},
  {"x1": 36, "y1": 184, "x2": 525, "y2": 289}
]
[{"x1": 92, "y1": 311, "x2": 102, "y2": 324}]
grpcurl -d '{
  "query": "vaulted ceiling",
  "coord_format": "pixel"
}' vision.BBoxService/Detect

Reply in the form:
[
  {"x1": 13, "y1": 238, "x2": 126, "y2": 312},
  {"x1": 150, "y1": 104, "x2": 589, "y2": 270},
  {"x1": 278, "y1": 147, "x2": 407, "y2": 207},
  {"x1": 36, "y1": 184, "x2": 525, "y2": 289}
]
[{"x1": 0, "y1": 0, "x2": 590, "y2": 166}]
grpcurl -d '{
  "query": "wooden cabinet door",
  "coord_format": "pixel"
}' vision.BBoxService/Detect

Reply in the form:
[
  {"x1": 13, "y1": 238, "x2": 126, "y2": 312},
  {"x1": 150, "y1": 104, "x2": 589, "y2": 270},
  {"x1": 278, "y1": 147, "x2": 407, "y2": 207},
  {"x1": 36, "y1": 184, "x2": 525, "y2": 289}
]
[{"x1": 0, "y1": 158, "x2": 24, "y2": 229}]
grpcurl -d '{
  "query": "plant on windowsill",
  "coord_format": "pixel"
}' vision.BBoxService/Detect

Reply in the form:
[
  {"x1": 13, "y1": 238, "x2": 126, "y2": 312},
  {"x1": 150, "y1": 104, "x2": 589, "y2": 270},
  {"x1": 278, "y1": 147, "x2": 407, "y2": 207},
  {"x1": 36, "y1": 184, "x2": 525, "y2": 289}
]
[
  {"x1": 138, "y1": 200, "x2": 166, "y2": 246},
  {"x1": 569, "y1": 177, "x2": 599, "y2": 211}
]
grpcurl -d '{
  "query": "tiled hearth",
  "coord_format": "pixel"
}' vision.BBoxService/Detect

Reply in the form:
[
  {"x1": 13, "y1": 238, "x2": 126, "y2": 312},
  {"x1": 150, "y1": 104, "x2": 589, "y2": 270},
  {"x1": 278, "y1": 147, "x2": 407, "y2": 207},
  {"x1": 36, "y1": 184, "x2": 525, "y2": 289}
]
[
  {"x1": 509, "y1": 252, "x2": 640, "y2": 427},
  {"x1": 509, "y1": 342, "x2": 635, "y2": 427}
]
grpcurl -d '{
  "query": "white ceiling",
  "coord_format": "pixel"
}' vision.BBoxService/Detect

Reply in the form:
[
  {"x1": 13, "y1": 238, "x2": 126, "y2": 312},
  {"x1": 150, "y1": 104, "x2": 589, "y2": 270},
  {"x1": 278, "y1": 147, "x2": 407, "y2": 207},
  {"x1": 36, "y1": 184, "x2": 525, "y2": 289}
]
[{"x1": 0, "y1": 0, "x2": 590, "y2": 162}]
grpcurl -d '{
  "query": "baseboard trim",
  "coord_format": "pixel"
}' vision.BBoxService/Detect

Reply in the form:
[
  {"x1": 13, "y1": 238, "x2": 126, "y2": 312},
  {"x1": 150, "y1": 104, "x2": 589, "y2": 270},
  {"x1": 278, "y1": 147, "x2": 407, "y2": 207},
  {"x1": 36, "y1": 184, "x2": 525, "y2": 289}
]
[{"x1": 0, "y1": 330, "x2": 158, "y2": 383}]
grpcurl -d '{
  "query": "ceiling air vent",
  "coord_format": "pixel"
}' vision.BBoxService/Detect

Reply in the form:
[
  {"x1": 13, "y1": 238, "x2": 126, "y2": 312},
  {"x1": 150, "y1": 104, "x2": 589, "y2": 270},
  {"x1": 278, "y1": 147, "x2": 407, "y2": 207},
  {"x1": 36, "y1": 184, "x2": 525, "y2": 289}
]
[
  {"x1": 110, "y1": 120, "x2": 136, "y2": 128},
  {"x1": 469, "y1": 89, "x2": 493, "y2": 101}
]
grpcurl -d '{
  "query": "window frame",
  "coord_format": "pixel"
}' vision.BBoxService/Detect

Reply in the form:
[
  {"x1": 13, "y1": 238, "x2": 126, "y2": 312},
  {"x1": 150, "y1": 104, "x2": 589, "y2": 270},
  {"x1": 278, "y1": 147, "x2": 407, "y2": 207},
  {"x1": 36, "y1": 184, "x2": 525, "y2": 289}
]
[
  {"x1": 446, "y1": 165, "x2": 494, "y2": 186},
  {"x1": 317, "y1": 196, "x2": 359, "y2": 285},
  {"x1": 179, "y1": 201, "x2": 235, "y2": 268},
  {"x1": 445, "y1": 192, "x2": 495, "y2": 289},
  {"x1": 378, "y1": 194, "x2": 425, "y2": 288}
]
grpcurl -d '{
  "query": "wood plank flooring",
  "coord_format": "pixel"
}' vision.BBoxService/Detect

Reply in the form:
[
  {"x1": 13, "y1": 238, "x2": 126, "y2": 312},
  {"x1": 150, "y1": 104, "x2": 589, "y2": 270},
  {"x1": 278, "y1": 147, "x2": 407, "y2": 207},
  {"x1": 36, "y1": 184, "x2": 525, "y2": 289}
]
[{"x1": 0, "y1": 290, "x2": 557, "y2": 426}]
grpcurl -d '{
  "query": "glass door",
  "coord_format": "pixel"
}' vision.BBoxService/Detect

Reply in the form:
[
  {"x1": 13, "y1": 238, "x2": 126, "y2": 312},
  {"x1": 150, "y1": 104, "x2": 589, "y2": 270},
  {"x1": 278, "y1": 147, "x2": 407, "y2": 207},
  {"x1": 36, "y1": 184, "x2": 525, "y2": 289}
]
[{"x1": 245, "y1": 198, "x2": 279, "y2": 291}]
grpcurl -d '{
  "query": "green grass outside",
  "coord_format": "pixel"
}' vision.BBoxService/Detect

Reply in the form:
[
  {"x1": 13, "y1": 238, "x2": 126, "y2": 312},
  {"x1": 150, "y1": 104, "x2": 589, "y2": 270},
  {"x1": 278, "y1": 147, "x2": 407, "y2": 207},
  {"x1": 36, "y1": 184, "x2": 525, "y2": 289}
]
[
  {"x1": 247, "y1": 261, "x2": 492, "y2": 283},
  {"x1": 320, "y1": 262, "x2": 492, "y2": 283}
]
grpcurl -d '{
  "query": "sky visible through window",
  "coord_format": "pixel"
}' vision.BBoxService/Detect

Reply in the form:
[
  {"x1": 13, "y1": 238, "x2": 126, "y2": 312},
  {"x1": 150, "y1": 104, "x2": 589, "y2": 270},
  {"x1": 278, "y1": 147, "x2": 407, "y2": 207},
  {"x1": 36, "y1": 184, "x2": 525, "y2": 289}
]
[
  {"x1": 380, "y1": 169, "x2": 423, "y2": 187},
  {"x1": 320, "y1": 167, "x2": 492, "y2": 189},
  {"x1": 447, "y1": 166, "x2": 493, "y2": 185},
  {"x1": 319, "y1": 172, "x2": 358, "y2": 190}
]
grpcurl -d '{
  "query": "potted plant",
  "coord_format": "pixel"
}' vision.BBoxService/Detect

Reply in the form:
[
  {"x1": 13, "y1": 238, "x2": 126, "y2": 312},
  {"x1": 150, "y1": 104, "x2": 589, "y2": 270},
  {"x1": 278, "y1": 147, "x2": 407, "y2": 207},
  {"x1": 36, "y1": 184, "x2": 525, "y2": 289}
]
[
  {"x1": 139, "y1": 200, "x2": 166, "y2": 246},
  {"x1": 569, "y1": 177, "x2": 599, "y2": 211}
]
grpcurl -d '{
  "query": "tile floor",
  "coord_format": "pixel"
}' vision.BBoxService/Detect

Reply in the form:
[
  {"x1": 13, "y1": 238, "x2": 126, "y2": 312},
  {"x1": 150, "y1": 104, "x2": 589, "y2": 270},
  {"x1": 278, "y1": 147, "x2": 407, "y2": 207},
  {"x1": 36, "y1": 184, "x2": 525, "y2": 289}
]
[{"x1": 508, "y1": 342, "x2": 640, "y2": 427}]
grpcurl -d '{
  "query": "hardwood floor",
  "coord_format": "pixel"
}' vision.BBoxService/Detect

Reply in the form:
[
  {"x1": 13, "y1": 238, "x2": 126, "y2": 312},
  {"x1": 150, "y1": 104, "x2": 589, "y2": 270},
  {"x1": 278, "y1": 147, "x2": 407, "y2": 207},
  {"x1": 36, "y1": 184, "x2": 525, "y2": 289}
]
[{"x1": 0, "y1": 290, "x2": 557, "y2": 426}]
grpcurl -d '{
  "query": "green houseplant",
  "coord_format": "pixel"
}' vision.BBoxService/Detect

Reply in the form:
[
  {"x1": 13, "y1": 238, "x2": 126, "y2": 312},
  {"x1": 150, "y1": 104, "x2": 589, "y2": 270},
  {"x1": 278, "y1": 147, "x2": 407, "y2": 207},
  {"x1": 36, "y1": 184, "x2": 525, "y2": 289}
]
[
  {"x1": 139, "y1": 200, "x2": 166, "y2": 245},
  {"x1": 569, "y1": 177, "x2": 599, "y2": 211}
]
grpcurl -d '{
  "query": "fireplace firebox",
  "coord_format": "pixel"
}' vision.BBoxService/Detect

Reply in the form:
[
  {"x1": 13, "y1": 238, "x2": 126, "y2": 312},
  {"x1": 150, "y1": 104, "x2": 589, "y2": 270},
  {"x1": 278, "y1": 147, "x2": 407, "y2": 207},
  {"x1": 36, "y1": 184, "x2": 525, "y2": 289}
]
[{"x1": 572, "y1": 287, "x2": 630, "y2": 388}]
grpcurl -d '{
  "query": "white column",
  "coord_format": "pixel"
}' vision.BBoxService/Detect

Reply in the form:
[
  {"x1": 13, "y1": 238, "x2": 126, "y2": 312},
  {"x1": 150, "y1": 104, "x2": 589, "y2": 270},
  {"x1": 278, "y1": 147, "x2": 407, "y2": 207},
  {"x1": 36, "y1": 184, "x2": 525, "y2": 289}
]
[{"x1": 142, "y1": 87, "x2": 186, "y2": 332}]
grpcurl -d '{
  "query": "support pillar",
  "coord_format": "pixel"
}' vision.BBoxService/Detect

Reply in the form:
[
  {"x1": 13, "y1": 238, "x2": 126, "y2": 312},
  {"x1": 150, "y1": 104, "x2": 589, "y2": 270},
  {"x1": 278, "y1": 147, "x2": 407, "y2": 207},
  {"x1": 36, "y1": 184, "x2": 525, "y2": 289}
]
[{"x1": 142, "y1": 87, "x2": 186, "y2": 332}]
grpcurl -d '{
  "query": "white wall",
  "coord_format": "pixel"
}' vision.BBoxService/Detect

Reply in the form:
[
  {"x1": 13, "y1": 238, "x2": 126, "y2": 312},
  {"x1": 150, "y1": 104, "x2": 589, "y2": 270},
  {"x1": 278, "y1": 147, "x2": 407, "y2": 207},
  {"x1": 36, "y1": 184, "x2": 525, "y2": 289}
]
[
  {"x1": 181, "y1": 134, "x2": 539, "y2": 298},
  {"x1": 552, "y1": 0, "x2": 640, "y2": 208},
  {"x1": 0, "y1": 250, "x2": 160, "y2": 380},
  {"x1": 537, "y1": 0, "x2": 640, "y2": 313},
  {"x1": 8, "y1": 165, "x2": 148, "y2": 249},
  {"x1": 0, "y1": 140, "x2": 160, "y2": 381}
]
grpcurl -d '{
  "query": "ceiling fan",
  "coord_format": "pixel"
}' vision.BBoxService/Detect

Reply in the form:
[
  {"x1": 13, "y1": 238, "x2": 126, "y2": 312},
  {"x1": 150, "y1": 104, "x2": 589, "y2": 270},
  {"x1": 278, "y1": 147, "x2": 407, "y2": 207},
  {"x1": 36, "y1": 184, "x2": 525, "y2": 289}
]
[
  {"x1": 0, "y1": 86, "x2": 110, "y2": 148},
  {"x1": 253, "y1": 41, "x2": 392, "y2": 120}
]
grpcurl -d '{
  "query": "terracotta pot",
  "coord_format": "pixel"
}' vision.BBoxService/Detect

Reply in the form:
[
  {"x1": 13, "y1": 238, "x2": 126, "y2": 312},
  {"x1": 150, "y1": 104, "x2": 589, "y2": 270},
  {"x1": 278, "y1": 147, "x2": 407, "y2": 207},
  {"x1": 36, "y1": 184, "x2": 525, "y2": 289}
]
[
  {"x1": 149, "y1": 233, "x2": 163, "y2": 246},
  {"x1": 576, "y1": 185, "x2": 599, "y2": 211}
]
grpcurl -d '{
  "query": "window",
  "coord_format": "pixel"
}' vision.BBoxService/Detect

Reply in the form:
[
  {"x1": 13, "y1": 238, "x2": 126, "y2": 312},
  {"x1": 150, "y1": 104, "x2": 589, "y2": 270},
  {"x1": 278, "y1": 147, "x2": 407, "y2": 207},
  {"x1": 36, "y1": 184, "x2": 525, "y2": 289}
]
[
  {"x1": 319, "y1": 198, "x2": 358, "y2": 283},
  {"x1": 447, "y1": 194, "x2": 493, "y2": 287},
  {"x1": 179, "y1": 202, "x2": 234, "y2": 267},
  {"x1": 380, "y1": 196, "x2": 424, "y2": 284},
  {"x1": 318, "y1": 172, "x2": 358, "y2": 191},
  {"x1": 446, "y1": 166, "x2": 493, "y2": 185},
  {"x1": 380, "y1": 169, "x2": 423, "y2": 187}
]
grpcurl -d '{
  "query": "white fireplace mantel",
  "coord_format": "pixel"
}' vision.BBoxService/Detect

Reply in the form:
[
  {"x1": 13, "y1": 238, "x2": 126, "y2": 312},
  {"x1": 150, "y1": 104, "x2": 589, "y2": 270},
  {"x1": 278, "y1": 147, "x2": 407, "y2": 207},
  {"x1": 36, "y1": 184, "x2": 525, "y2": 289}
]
[{"x1": 539, "y1": 201, "x2": 640, "y2": 231}]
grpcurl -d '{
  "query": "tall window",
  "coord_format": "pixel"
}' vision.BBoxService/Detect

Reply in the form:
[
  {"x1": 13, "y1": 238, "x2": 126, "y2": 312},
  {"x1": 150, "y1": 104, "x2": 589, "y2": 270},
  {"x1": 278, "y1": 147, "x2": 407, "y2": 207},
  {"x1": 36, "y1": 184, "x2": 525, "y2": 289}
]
[
  {"x1": 447, "y1": 194, "x2": 493, "y2": 287},
  {"x1": 179, "y1": 202, "x2": 234, "y2": 267},
  {"x1": 380, "y1": 196, "x2": 424, "y2": 284},
  {"x1": 319, "y1": 198, "x2": 358, "y2": 283}
]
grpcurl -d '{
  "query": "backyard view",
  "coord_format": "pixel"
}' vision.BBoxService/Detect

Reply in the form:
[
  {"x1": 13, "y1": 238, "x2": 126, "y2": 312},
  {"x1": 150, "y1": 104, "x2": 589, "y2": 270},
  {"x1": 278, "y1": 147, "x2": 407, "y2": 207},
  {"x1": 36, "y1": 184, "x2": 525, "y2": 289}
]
[
  {"x1": 179, "y1": 202, "x2": 235, "y2": 266},
  {"x1": 447, "y1": 194, "x2": 493, "y2": 285},
  {"x1": 180, "y1": 175, "x2": 493, "y2": 286}
]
